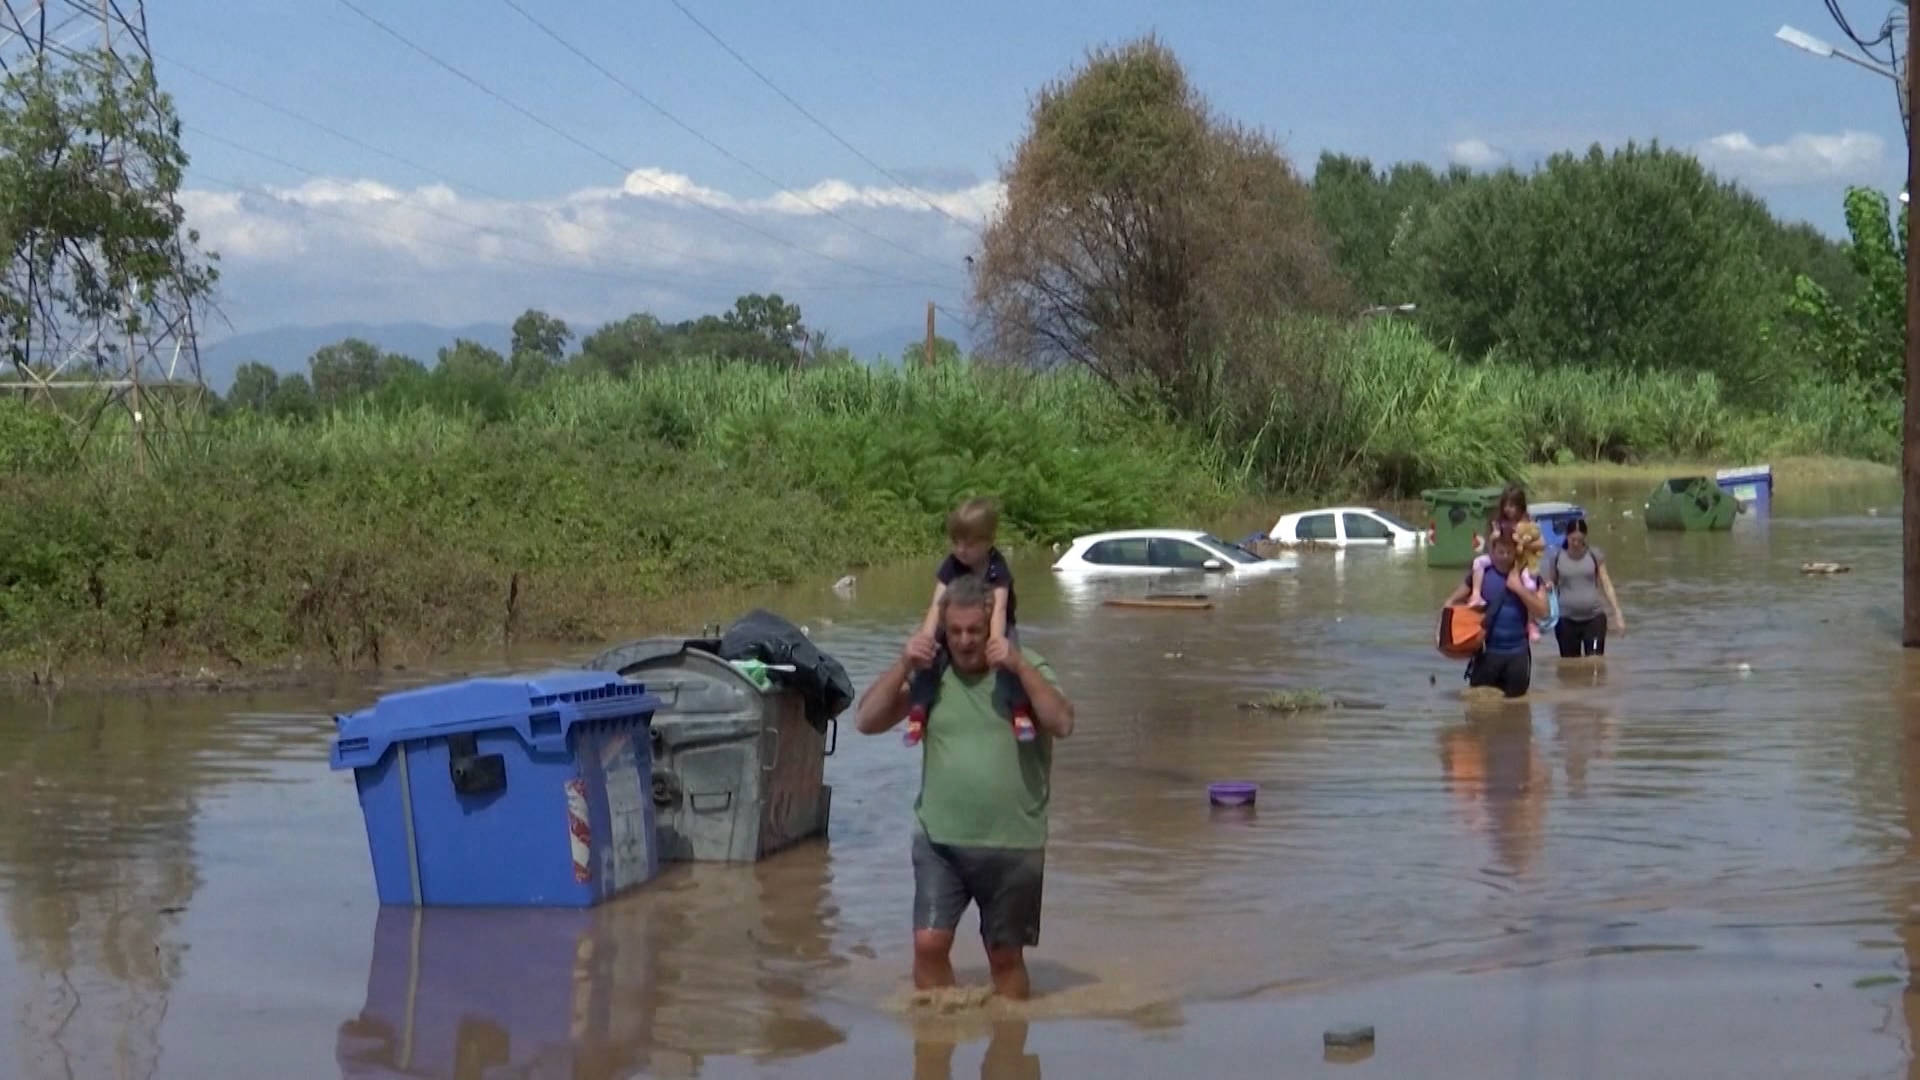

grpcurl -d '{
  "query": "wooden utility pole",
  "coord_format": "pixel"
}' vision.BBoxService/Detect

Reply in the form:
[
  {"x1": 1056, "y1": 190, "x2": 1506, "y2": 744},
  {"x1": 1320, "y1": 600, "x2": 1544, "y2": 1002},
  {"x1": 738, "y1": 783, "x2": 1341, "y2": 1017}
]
[
  {"x1": 924, "y1": 301, "x2": 936, "y2": 368},
  {"x1": 1907, "y1": 7, "x2": 1920, "y2": 645}
]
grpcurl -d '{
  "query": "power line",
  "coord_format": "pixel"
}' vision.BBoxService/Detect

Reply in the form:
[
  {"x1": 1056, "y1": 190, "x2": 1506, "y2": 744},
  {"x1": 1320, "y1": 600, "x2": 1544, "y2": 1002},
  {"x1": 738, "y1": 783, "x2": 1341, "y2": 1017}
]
[
  {"x1": 160, "y1": 53, "x2": 958, "y2": 290},
  {"x1": 664, "y1": 0, "x2": 975, "y2": 231},
  {"x1": 498, "y1": 0, "x2": 965, "y2": 280},
  {"x1": 24, "y1": 29, "x2": 921, "y2": 289},
  {"x1": 332, "y1": 0, "x2": 951, "y2": 291}
]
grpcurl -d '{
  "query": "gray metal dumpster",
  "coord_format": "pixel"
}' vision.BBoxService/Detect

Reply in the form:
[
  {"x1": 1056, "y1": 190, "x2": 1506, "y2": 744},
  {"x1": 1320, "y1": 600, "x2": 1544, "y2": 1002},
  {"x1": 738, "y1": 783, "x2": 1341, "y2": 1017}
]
[{"x1": 587, "y1": 637, "x2": 834, "y2": 863}]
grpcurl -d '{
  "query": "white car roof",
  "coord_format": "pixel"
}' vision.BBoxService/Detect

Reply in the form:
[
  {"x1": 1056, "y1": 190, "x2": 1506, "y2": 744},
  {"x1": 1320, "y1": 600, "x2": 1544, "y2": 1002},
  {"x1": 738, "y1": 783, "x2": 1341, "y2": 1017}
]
[
  {"x1": 1277, "y1": 506, "x2": 1389, "y2": 519},
  {"x1": 1066, "y1": 528, "x2": 1213, "y2": 544}
]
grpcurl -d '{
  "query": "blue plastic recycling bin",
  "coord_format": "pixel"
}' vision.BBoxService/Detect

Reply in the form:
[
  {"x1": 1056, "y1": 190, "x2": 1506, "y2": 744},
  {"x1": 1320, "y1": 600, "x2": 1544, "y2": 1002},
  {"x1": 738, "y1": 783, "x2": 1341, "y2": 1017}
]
[
  {"x1": 330, "y1": 670, "x2": 664, "y2": 908},
  {"x1": 1530, "y1": 501, "x2": 1586, "y2": 550},
  {"x1": 1715, "y1": 465, "x2": 1773, "y2": 516}
]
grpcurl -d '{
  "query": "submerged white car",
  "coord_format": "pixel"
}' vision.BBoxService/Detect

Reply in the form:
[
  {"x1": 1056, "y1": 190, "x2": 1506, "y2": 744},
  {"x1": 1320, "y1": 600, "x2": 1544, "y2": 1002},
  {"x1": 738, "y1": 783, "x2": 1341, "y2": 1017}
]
[
  {"x1": 1270, "y1": 506, "x2": 1422, "y2": 548},
  {"x1": 1051, "y1": 529, "x2": 1287, "y2": 576}
]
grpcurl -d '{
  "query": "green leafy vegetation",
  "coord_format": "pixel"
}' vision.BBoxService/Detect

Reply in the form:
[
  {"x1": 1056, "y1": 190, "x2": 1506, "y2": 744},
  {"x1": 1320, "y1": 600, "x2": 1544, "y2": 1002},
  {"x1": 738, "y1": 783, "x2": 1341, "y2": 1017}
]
[{"x1": 0, "y1": 35, "x2": 1902, "y2": 678}]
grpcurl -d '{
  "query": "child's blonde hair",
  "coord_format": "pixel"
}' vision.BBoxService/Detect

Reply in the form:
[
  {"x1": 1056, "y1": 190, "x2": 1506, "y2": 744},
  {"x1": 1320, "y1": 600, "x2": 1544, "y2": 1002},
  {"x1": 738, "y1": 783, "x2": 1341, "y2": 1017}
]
[{"x1": 947, "y1": 497, "x2": 999, "y2": 543}]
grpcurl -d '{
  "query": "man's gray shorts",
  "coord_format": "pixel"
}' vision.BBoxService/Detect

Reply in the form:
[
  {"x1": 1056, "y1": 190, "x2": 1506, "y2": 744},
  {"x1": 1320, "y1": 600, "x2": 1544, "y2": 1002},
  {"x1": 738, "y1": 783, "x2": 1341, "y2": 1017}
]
[{"x1": 912, "y1": 829, "x2": 1045, "y2": 949}]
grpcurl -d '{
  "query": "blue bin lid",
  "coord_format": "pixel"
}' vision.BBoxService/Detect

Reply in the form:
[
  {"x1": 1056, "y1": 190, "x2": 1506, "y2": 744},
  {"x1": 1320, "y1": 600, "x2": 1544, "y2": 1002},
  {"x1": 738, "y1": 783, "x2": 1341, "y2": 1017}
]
[
  {"x1": 1530, "y1": 501, "x2": 1585, "y2": 522},
  {"x1": 329, "y1": 670, "x2": 661, "y2": 772}
]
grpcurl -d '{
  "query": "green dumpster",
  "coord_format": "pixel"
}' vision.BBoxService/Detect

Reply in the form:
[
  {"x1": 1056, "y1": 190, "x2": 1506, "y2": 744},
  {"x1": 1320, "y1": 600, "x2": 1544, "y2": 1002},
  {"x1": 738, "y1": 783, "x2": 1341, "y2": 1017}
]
[
  {"x1": 1643, "y1": 476, "x2": 1735, "y2": 531},
  {"x1": 1420, "y1": 486, "x2": 1506, "y2": 568}
]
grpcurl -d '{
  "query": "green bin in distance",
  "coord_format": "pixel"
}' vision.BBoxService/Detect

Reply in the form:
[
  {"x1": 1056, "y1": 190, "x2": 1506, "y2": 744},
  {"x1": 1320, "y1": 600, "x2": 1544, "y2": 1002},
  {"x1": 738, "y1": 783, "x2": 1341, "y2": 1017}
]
[
  {"x1": 1420, "y1": 486, "x2": 1506, "y2": 569},
  {"x1": 1643, "y1": 476, "x2": 1736, "y2": 531}
]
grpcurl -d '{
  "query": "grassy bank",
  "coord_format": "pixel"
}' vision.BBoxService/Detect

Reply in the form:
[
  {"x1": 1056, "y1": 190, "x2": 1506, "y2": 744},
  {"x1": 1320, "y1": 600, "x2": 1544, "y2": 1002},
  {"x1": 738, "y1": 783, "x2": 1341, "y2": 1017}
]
[
  {"x1": 1207, "y1": 320, "x2": 1898, "y2": 495},
  {"x1": 0, "y1": 324, "x2": 1898, "y2": 684},
  {"x1": 0, "y1": 362, "x2": 1230, "y2": 680}
]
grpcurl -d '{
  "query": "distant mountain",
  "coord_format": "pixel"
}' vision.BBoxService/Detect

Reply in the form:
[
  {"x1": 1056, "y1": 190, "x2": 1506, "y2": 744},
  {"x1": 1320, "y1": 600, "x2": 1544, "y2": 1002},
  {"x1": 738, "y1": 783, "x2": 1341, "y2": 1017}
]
[{"x1": 197, "y1": 321, "x2": 513, "y2": 391}]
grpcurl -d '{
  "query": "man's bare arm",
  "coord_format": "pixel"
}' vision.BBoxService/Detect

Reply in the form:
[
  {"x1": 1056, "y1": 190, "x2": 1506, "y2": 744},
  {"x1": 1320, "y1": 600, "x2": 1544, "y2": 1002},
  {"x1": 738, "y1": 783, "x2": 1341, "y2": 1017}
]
[{"x1": 856, "y1": 655, "x2": 914, "y2": 734}]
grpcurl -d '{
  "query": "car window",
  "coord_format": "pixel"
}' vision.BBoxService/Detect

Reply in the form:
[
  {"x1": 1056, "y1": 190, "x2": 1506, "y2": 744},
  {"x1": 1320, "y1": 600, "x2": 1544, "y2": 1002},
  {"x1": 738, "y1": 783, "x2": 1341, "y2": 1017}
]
[
  {"x1": 1084, "y1": 539, "x2": 1150, "y2": 565},
  {"x1": 1342, "y1": 512, "x2": 1394, "y2": 541},
  {"x1": 1376, "y1": 510, "x2": 1416, "y2": 532},
  {"x1": 1295, "y1": 513, "x2": 1337, "y2": 541},
  {"x1": 1199, "y1": 535, "x2": 1261, "y2": 563},
  {"x1": 1149, "y1": 538, "x2": 1218, "y2": 569}
]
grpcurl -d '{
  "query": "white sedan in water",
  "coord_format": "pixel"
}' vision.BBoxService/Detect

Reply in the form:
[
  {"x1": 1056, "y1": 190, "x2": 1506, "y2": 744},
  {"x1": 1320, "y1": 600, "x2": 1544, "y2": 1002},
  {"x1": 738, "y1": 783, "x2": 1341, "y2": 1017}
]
[
  {"x1": 1051, "y1": 529, "x2": 1288, "y2": 576},
  {"x1": 1269, "y1": 506, "x2": 1423, "y2": 548}
]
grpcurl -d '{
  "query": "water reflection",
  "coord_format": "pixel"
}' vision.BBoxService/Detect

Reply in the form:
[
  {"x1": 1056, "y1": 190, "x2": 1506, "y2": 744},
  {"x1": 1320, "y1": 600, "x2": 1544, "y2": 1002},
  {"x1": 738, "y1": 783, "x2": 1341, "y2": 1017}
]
[
  {"x1": 1551, "y1": 699, "x2": 1617, "y2": 800},
  {"x1": 912, "y1": 1021, "x2": 1041, "y2": 1080},
  {"x1": 0, "y1": 695, "x2": 215, "y2": 1080},
  {"x1": 336, "y1": 852, "x2": 848, "y2": 1079},
  {"x1": 1438, "y1": 702, "x2": 1549, "y2": 875},
  {"x1": 336, "y1": 906, "x2": 657, "y2": 1078}
]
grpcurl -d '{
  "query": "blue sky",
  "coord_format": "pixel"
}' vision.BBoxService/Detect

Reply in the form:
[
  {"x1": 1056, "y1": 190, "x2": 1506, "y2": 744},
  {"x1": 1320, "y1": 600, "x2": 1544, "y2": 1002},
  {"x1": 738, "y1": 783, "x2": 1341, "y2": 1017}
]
[{"x1": 138, "y1": 0, "x2": 1909, "y2": 350}]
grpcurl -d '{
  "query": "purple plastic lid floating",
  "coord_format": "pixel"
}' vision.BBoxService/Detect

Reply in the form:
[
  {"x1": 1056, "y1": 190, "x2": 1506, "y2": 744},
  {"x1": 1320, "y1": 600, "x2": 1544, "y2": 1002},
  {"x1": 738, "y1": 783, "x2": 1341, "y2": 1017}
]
[{"x1": 1208, "y1": 781, "x2": 1258, "y2": 805}]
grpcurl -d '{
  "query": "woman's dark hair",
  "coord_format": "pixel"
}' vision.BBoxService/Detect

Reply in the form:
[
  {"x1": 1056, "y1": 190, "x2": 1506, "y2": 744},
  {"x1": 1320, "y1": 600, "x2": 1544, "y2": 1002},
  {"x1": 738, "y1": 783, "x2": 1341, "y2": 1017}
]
[
  {"x1": 1567, "y1": 517, "x2": 1589, "y2": 535},
  {"x1": 1497, "y1": 484, "x2": 1529, "y2": 520}
]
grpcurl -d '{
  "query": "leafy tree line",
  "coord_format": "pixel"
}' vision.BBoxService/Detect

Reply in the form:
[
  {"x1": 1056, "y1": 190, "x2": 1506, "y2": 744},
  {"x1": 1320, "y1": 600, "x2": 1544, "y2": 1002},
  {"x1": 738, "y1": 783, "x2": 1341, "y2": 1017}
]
[
  {"x1": 1308, "y1": 144, "x2": 1878, "y2": 401},
  {"x1": 221, "y1": 292, "x2": 851, "y2": 420},
  {"x1": 963, "y1": 33, "x2": 1896, "y2": 463}
]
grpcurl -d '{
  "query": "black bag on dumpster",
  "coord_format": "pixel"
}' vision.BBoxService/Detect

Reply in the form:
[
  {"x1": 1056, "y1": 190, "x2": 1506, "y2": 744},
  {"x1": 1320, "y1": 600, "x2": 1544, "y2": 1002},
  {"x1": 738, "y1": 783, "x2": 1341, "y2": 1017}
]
[{"x1": 716, "y1": 609, "x2": 854, "y2": 732}]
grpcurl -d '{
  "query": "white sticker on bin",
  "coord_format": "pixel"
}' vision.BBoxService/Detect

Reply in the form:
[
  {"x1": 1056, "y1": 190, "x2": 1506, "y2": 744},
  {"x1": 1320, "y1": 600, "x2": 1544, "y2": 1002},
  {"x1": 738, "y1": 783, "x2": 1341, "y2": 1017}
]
[{"x1": 565, "y1": 778, "x2": 591, "y2": 884}]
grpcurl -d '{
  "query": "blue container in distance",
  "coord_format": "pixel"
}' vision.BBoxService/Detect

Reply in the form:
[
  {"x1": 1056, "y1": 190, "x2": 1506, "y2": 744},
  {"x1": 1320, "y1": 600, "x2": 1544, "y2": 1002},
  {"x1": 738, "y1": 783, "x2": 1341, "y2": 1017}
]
[
  {"x1": 330, "y1": 671, "x2": 664, "y2": 908},
  {"x1": 1715, "y1": 464, "x2": 1773, "y2": 516},
  {"x1": 1530, "y1": 501, "x2": 1586, "y2": 550}
]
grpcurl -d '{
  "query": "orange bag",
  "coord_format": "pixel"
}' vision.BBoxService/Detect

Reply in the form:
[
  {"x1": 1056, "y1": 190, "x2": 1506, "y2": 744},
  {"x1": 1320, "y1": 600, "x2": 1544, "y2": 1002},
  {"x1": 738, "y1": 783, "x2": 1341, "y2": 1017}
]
[{"x1": 1437, "y1": 604, "x2": 1486, "y2": 659}]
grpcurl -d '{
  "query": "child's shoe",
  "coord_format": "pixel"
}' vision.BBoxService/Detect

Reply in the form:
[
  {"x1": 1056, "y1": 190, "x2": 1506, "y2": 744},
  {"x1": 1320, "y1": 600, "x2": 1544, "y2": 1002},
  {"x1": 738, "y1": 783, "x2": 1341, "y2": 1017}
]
[
  {"x1": 1012, "y1": 706, "x2": 1036, "y2": 743},
  {"x1": 903, "y1": 705, "x2": 927, "y2": 747}
]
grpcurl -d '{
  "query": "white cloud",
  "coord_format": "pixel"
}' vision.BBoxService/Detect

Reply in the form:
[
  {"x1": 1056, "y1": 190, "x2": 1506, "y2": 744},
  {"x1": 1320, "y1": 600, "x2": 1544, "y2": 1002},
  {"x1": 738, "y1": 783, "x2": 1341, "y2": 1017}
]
[
  {"x1": 1448, "y1": 138, "x2": 1507, "y2": 170},
  {"x1": 181, "y1": 168, "x2": 1004, "y2": 342},
  {"x1": 1695, "y1": 130, "x2": 1885, "y2": 186}
]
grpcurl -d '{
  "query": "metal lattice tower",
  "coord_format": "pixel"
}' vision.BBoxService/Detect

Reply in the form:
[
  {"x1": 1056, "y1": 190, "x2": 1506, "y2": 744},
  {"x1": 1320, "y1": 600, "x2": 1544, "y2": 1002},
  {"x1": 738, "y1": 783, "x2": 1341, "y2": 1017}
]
[{"x1": 0, "y1": 0, "x2": 207, "y2": 469}]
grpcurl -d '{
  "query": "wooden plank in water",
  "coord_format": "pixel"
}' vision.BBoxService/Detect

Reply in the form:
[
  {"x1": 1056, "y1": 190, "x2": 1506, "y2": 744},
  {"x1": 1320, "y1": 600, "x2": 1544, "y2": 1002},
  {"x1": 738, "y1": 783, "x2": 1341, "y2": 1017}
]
[{"x1": 1105, "y1": 596, "x2": 1213, "y2": 610}]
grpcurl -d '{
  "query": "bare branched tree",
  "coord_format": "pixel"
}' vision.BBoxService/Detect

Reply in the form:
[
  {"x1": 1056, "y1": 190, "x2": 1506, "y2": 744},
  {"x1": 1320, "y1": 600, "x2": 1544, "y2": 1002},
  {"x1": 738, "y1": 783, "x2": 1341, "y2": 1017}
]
[{"x1": 971, "y1": 36, "x2": 1348, "y2": 419}]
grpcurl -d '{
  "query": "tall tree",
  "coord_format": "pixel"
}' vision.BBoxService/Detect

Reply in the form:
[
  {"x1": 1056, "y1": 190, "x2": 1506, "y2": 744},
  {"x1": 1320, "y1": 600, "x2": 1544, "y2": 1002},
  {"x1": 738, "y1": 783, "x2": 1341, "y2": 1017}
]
[
  {"x1": 1402, "y1": 142, "x2": 1781, "y2": 396},
  {"x1": 227, "y1": 362, "x2": 279, "y2": 412},
  {"x1": 510, "y1": 308, "x2": 572, "y2": 363},
  {"x1": 436, "y1": 339, "x2": 508, "y2": 380},
  {"x1": 308, "y1": 339, "x2": 385, "y2": 406},
  {"x1": 1311, "y1": 153, "x2": 1474, "y2": 306},
  {"x1": 576, "y1": 313, "x2": 669, "y2": 378},
  {"x1": 0, "y1": 52, "x2": 218, "y2": 379},
  {"x1": 1786, "y1": 186, "x2": 1906, "y2": 393},
  {"x1": 971, "y1": 36, "x2": 1347, "y2": 416}
]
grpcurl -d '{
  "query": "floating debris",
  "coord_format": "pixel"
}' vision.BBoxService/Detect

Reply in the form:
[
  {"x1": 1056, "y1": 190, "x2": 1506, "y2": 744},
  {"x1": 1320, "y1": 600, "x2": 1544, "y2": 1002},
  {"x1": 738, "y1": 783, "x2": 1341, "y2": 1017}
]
[
  {"x1": 832, "y1": 574, "x2": 856, "y2": 593},
  {"x1": 1106, "y1": 595, "x2": 1212, "y2": 610},
  {"x1": 1801, "y1": 562, "x2": 1851, "y2": 575},
  {"x1": 1208, "y1": 781, "x2": 1257, "y2": 808},
  {"x1": 1239, "y1": 690, "x2": 1386, "y2": 713},
  {"x1": 1324, "y1": 1022, "x2": 1375, "y2": 1048}
]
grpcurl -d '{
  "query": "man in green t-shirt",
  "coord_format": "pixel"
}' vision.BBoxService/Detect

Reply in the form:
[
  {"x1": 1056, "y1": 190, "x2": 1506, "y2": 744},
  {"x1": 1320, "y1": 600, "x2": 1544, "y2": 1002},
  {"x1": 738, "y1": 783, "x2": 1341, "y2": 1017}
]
[{"x1": 855, "y1": 572, "x2": 1077, "y2": 1000}]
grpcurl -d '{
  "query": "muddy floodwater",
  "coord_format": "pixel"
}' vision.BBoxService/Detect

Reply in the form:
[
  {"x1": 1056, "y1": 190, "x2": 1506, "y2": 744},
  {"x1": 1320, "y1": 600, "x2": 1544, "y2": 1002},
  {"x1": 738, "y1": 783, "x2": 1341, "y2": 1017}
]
[{"x1": 8, "y1": 475, "x2": 1920, "y2": 1078}]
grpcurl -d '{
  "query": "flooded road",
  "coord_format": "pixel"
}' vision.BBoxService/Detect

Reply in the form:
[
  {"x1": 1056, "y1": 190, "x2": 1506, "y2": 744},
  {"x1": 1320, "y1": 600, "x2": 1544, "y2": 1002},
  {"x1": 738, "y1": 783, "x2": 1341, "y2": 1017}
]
[{"x1": 5, "y1": 473, "x2": 1920, "y2": 1077}]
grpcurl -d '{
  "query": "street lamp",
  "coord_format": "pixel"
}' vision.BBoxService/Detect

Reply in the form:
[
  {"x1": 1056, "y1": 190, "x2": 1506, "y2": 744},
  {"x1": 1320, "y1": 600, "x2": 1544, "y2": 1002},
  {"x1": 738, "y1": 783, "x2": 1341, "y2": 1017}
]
[
  {"x1": 1775, "y1": 20, "x2": 1920, "y2": 646},
  {"x1": 1775, "y1": 24, "x2": 1901, "y2": 80}
]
